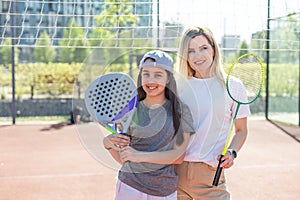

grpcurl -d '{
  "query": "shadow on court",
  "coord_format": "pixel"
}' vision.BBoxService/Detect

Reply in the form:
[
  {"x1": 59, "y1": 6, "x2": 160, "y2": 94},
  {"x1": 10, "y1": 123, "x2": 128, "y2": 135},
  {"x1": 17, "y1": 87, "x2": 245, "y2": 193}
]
[
  {"x1": 39, "y1": 122, "x2": 69, "y2": 131},
  {"x1": 268, "y1": 120, "x2": 300, "y2": 142},
  {"x1": 0, "y1": 118, "x2": 299, "y2": 200}
]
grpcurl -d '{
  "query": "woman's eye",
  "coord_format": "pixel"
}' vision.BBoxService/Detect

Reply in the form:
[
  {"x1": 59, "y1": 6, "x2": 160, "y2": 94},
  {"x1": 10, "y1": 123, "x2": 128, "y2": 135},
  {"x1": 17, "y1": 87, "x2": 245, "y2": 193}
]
[{"x1": 200, "y1": 47, "x2": 208, "y2": 51}]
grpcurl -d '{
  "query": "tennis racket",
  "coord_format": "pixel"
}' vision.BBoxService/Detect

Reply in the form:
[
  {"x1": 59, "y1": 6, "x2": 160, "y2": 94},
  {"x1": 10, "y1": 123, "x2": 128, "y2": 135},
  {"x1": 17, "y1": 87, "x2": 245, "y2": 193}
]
[
  {"x1": 84, "y1": 72, "x2": 138, "y2": 134},
  {"x1": 212, "y1": 54, "x2": 265, "y2": 186}
]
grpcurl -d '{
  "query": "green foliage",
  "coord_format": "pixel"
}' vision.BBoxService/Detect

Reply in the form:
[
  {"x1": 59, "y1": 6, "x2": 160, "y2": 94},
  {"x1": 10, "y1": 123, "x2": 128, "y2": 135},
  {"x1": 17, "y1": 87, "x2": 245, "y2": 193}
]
[
  {"x1": 238, "y1": 40, "x2": 249, "y2": 57},
  {"x1": 33, "y1": 32, "x2": 56, "y2": 63},
  {"x1": 0, "y1": 62, "x2": 298, "y2": 99},
  {"x1": 3, "y1": 63, "x2": 82, "y2": 98},
  {"x1": 94, "y1": 0, "x2": 138, "y2": 40},
  {"x1": 58, "y1": 19, "x2": 90, "y2": 63},
  {"x1": 0, "y1": 38, "x2": 19, "y2": 65},
  {"x1": 92, "y1": 0, "x2": 139, "y2": 48},
  {"x1": 251, "y1": 15, "x2": 299, "y2": 64},
  {"x1": 269, "y1": 16, "x2": 298, "y2": 64},
  {"x1": 269, "y1": 64, "x2": 298, "y2": 97}
]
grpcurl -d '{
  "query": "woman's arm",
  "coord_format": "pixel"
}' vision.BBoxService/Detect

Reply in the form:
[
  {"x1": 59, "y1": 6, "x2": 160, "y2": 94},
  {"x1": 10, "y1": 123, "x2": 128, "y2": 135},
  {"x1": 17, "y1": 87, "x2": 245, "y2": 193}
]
[
  {"x1": 220, "y1": 117, "x2": 248, "y2": 168},
  {"x1": 119, "y1": 132, "x2": 191, "y2": 164},
  {"x1": 229, "y1": 117, "x2": 248, "y2": 152}
]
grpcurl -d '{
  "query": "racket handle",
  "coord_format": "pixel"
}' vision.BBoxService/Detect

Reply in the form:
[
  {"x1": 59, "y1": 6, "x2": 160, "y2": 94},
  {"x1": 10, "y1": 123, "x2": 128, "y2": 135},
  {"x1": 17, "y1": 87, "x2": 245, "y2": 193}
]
[
  {"x1": 212, "y1": 155, "x2": 224, "y2": 187},
  {"x1": 120, "y1": 132, "x2": 131, "y2": 140}
]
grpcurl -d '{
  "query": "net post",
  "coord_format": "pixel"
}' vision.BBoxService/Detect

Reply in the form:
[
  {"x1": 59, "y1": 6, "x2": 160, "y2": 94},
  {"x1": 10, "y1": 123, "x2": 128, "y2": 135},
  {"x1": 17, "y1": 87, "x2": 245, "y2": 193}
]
[{"x1": 10, "y1": 1, "x2": 16, "y2": 125}]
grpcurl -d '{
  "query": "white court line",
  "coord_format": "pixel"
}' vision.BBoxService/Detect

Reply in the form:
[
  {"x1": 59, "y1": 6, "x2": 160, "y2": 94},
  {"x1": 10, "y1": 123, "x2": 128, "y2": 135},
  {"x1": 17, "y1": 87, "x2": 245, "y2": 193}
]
[
  {"x1": 0, "y1": 171, "x2": 117, "y2": 180},
  {"x1": 1, "y1": 164, "x2": 299, "y2": 180},
  {"x1": 235, "y1": 163, "x2": 300, "y2": 169}
]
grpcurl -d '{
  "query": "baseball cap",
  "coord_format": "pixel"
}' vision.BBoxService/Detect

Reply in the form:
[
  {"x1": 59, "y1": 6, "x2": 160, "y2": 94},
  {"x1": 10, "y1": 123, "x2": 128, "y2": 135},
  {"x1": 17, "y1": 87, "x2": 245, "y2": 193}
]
[{"x1": 139, "y1": 50, "x2": 174, "y2": 73}]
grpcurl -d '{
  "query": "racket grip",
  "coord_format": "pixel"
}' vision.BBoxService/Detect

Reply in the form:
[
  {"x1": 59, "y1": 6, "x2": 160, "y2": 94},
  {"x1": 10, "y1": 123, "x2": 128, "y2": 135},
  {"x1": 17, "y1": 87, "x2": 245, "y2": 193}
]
[
  {"x1": 119, "y1": 132, "x2": 131, "y2": 140},
  {"x1": 212, "y1": 155, "x2": 224, "y2": 187}
]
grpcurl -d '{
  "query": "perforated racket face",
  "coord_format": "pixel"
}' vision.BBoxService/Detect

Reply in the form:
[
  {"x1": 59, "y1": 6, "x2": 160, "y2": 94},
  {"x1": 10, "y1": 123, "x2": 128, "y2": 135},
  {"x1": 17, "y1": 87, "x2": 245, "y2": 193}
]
[
  {"x1": 85, "y1": 73, "x2": 137, "y2": 131},
  {"x1": 226, "y1": 54, "x2": 264, "y2": 104}
]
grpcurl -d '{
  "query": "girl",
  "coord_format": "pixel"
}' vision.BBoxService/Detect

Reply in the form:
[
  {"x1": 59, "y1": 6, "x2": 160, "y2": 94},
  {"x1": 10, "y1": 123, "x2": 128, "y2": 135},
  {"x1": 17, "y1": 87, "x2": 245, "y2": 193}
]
[{"x1": 103, "y1": 50, "x2": 195, "y2": 200}]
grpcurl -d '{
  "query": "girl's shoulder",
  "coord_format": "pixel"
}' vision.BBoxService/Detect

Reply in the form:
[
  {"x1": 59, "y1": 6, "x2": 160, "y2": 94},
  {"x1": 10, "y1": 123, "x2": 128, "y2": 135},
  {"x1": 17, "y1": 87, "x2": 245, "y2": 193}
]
[{"x1": 178, "y1": 100, "x2": 192, "y2": 115}]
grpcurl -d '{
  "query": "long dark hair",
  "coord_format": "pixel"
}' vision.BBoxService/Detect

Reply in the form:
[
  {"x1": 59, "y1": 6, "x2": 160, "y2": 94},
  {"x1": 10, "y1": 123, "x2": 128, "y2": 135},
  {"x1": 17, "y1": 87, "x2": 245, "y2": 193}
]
[{"x1": 137, "y1": 69, "x2": 184, "y2": 145}]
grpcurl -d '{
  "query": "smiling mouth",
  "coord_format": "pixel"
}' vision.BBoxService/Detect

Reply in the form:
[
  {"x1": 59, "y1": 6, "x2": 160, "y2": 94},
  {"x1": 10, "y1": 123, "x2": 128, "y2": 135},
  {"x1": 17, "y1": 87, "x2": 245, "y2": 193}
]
[
  {"x1": 147, "y1": 85, "x2": 157, "y2": 90},
  {"x1": 194, "y1": 60, "x2": 205, "y2": 65}
]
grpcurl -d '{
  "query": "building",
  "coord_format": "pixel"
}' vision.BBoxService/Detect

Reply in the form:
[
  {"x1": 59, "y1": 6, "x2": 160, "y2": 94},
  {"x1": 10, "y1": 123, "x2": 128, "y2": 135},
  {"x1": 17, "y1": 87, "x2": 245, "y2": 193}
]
[
  {"x1": 0, "y1": 0, "x2": 153, "y2": 62},
  {"x1": 221, "y1": 34, "x2": 241, "y2": 58}
]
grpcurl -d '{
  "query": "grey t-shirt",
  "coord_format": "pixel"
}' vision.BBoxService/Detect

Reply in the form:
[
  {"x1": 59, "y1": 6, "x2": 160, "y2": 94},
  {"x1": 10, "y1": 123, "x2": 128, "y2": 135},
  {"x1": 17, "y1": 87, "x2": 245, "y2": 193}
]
[{"x1": 118, "y1": 100, "x2": 194, "y2": 197}]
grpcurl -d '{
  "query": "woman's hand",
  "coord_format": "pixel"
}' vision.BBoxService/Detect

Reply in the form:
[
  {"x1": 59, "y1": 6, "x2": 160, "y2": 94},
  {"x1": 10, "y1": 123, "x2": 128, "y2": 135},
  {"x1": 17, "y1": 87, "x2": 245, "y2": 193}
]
[
  {"x1": 218, "y1": 152, "x2": 235, "y2": 169},
  {"x1": 103, "y1": 134, "x2": 130, "y2": 150}
]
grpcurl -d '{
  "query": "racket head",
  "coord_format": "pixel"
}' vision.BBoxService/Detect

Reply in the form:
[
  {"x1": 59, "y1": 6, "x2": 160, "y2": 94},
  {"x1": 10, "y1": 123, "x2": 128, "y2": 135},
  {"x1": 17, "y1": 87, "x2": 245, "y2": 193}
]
[
  {"x1": 226, "y1": 54, "x2": 265, "y2": 104},
  {"x1": 84, "y1": 72, "x2": 137, "y2": 133}
]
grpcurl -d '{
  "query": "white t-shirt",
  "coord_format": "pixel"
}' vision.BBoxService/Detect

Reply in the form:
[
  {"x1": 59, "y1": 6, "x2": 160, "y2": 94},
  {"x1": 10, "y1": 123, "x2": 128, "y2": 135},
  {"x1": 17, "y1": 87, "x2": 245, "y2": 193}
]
[{"x1": 177, "y1": 76, "x2": 251, "y2": 167}]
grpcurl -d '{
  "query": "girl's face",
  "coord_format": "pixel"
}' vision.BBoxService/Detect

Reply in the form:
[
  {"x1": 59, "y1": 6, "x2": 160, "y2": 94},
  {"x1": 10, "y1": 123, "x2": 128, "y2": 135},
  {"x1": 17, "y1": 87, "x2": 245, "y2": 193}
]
[
  {"x1": 141, "y1": 66, "x2": 169, "y2": 98},
  {"x1": 187, "y1": 35, "x2": 214, "y2": 78}
]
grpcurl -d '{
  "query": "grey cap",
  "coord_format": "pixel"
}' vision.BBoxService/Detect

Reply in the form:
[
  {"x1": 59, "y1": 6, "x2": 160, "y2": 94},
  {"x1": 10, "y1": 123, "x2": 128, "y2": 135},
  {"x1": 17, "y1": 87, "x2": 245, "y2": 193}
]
[{"x1": 139, "y1": 50, "x2": 174, "y2": 73}]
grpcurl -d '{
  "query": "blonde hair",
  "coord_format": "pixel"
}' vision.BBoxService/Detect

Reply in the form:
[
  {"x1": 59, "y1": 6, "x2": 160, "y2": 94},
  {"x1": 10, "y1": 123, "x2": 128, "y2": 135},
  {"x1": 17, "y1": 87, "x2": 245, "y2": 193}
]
[{"x1": 176, "y1": 26, "x2": 226, "y2": 85}]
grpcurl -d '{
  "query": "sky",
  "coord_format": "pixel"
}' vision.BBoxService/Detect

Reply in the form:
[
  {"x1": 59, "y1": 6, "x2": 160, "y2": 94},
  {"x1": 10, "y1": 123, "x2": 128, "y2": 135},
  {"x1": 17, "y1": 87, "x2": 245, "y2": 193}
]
[{"x1": 158, "y1": 0, "x2": 300, "y2": 43}]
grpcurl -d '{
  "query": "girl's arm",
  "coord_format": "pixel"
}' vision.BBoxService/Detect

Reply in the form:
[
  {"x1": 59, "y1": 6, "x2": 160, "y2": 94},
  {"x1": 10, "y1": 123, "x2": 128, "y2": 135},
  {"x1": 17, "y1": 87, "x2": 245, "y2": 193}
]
[
  {"x1": 103, "y1": 134, "x2": 130, "y2": 164},
  {"x1": 119, "y1": 132, "x2": 191, "y2": 164}
]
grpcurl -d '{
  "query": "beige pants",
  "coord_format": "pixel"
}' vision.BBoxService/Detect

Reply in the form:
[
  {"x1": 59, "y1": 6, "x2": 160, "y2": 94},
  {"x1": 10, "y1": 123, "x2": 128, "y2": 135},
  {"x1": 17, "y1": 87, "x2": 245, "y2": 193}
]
[{"x1": 175, "y1": 162, "x2": 230, "y2": 200}]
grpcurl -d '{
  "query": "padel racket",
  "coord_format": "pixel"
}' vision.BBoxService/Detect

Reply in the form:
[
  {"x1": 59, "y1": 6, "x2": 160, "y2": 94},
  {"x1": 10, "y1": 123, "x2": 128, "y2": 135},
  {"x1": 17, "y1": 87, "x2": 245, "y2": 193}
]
[
  {"x1": 84, "y1": 72, "x2": 138, "y2": 134},
  {"x1": 212, "y1": 54, "x2": 265, "y2": 186}
]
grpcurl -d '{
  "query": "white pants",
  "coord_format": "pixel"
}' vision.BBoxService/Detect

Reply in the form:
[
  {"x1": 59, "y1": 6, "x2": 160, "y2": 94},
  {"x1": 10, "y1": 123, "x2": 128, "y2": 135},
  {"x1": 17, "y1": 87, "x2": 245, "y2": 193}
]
[{"x1": 115, "y1": 179, "x2": 177, "y2": 200}]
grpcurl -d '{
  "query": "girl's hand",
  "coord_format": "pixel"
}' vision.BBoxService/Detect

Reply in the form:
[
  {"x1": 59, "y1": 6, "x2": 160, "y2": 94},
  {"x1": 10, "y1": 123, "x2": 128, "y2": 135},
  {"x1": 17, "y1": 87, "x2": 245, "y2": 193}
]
[
  {"x1": 218, "y1": 152, "x2": 235, "y2": 169},
  {"x1": 119, "y1": 146, "x2": 141, "y2": 163},
  {"x1": 103, "y1": 134, "x2": 130, "y2": 150}
]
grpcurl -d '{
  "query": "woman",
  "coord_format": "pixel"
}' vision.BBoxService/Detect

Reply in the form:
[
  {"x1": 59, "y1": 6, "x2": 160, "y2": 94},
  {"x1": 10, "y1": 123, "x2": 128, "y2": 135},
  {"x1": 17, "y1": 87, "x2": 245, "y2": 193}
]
[
  {"x1": 176, "y1": 27, "x2": 250, "y2": 199},
  {"x1": 103, "y1": 50, "x2": 195, "y2": 200}
]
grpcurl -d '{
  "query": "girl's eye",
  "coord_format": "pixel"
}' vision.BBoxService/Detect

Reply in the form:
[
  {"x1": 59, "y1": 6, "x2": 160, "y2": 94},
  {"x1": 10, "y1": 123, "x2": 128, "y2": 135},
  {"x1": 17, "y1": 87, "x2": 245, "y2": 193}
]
[{"x1": 188, "y1": 50, "x2": 195, "y2": 54}]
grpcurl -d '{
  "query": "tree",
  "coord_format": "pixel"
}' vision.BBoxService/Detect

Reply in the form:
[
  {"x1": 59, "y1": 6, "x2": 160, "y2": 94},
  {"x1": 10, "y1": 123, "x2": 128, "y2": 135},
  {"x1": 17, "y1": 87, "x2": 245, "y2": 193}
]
[
  {"x1": 251, "y1": 30, "x2": 266, "y2": 59},
  {"x1": 238, "y1": 40, "x2": 249, "y2": 57},
  {"x1": 269, "y1": 15, "x2": 298, "y2": 64},
  {"x1": 94, "y1": 0, "x2": 138, "y2": 47},
  {"x1": 251, "y1": 14, "x2": 299, "y2": 64},
  {"x1": 0, "y1": 38, "x2": 19, "y2": 66},
  {"x1": 59, "y1": 19, "x2": 89, "y2": 63},
  {"x1": 90, "y1": 0, "x2": 139, "y2": 65},
  {"x1": 33, "y1": 31, "x2": 56, "y2": 63}
]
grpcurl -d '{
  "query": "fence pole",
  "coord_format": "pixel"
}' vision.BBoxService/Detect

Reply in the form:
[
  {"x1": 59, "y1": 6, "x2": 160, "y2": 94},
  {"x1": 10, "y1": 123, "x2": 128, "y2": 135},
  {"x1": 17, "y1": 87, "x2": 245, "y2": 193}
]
[{"x1": 265, "y1": 0, "x2": 270, "y2": 121}]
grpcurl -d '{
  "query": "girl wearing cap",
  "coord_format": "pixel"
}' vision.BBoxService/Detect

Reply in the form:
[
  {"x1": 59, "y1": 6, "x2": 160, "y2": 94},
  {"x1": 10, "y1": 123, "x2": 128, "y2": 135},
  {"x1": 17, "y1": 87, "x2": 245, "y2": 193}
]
[
  {"x1": 103, "y1": 50, "x2": 195, "y2": 200},
  {"x1": 175, "y1": 27, "x2": 250, "y2": 199}
]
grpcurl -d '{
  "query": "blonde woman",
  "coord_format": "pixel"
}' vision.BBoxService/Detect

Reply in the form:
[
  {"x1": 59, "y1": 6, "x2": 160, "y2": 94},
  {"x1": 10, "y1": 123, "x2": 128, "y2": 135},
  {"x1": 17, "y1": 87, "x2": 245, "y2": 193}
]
[{"x1": 175, "y1": 27, "x2": 250, "y2": 199}]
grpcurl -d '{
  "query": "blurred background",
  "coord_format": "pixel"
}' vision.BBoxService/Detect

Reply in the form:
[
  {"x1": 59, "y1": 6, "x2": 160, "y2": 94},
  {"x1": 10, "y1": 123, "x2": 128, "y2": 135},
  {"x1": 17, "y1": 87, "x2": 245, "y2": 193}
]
[{"x1": 0, "y1": 0, "x2": 299, "y2": 128}]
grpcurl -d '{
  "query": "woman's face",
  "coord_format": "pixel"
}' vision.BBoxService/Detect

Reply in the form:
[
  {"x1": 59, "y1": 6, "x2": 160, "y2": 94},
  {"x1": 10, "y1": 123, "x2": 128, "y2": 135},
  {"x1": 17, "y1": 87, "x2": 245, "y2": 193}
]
[
  {"x1": 141, "y1": 65, "x2": 168, "y2": 98},
  {"x1": 187, "y1": 35, "x2": 214, "y2": 78}
]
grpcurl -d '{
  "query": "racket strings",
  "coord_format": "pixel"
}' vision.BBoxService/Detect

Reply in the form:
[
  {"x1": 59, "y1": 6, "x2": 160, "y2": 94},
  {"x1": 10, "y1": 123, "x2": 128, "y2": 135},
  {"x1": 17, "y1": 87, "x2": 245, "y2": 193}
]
[{"x1": 228, "y1": 55, "x2": 263, "y2": 104}]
